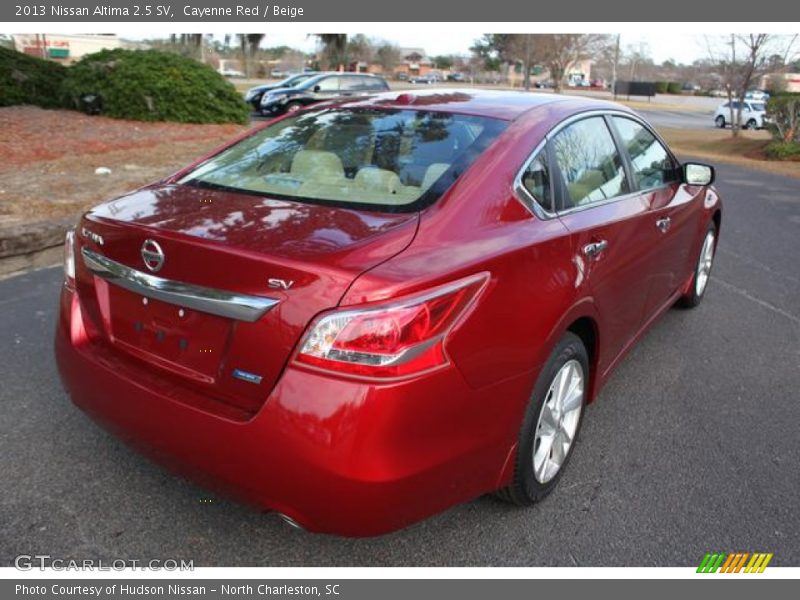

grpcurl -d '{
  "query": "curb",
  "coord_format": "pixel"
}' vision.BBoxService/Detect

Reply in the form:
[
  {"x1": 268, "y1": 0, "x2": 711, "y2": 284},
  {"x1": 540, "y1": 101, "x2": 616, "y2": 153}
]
[{"x1": 0, "y1": 216, "x2": 76, "y2": 278}]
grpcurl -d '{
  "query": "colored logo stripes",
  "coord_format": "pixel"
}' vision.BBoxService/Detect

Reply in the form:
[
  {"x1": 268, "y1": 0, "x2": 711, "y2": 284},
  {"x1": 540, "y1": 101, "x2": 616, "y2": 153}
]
[{"x1": 697, "y1": 552, "x2": 773, "y2": 573}]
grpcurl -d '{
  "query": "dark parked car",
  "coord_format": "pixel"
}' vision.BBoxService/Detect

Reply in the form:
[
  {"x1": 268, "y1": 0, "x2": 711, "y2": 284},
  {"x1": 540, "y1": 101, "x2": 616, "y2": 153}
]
[
  {"x1": 57, "y1": 90, "x2": 720, "y2": 536},
  {"x1": 260, "y1": 73, "x2": 390, "y2": 115},
  {"x1": 447, "y1": 72, "x2": 466, "y2": 82},
  {"x1": 243, "y1": 72, "x2": 318, "y2": 111}
]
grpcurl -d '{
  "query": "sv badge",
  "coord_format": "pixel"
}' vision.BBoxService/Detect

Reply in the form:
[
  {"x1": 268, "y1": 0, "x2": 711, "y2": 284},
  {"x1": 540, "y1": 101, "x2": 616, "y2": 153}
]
[{"x1": 268, "y1": 278, "x2": 294, "y2": 290}]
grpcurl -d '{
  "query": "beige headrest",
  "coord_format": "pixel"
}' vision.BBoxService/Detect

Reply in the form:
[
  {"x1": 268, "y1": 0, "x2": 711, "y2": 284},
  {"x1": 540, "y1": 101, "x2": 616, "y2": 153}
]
[
  {"x1": 421, "y1": 163, "x2": 451, "y2": 190},
  {"x1": 291, "y1": 150, "x2": 344, "y2": 178},
  {"x1": 354, "y1": 168, "x2": 401, "y2": 194}
]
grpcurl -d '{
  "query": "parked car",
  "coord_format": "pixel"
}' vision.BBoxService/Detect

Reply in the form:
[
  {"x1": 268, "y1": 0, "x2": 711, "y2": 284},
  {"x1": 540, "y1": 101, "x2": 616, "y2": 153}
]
[
  {"x1": 410, "y1": 73, "x2": 442, "y2": 84},
  {"x1": 259, "y1": 72, "x2": 390, "y2": 115},
  {"x1": 243, "y1": 72, "x2": 318, "y2": 111},
  {"x1": 534, "y1": 80, "x2": 553, "y2": 89},
  {"x1": 219, "y1": 68, "x2": 245, "y2": 78},
  {"x1": 447, "y1": 72, "x2": 466, "y2": 82},
  {"x1": 56, "y1": 90, "x2": 721, "y2": 536},
  {"x1": 270, "y1": 69, "x2": 285, "y2": 79},
  {"x1": 744, "y1": 89, "x2": 769, "y2": 102},
  {"x1": 713, "y1": 100, "x2": 766, "y2": 129},
  {"x1": 394, "y1": 71, "x2": 409, "y2": 81}
]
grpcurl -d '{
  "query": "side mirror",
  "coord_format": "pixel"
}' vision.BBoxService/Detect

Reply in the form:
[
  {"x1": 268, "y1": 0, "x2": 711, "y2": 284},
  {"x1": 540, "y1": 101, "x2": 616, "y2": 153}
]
[
  {"x1": 313, "y1": 85, "x2": 321, "y2": 93},
  {"x1": 682, "y1": 162, "x2": 715, "y2": 186}
]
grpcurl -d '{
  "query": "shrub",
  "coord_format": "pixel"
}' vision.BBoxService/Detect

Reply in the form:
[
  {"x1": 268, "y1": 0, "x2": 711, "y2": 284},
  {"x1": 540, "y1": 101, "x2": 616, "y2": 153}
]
[
  {"x1": 765, "y1": 93, "x2": 800, "y2": 143},
  {"x1": 764, "y1": 141, "x2": 800, "y2": 160},
  {"x1": 60, "y1": 48, "x2": 249, "y2": 124},
  {"x1": 666, "y1": 82, "x2": 683, "y2": 95},
  {"x1": 655, "y1": 81, "x2": 669, "y2": 94},
  {"x1": 0, "y1": 46, "x2": 67, "y2": 108}
]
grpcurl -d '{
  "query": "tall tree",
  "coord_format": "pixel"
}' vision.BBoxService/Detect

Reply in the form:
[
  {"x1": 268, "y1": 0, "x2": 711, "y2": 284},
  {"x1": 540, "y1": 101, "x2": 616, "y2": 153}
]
[
  {"x1": 239, "y1": 34, "x2": 265, "y2": 77},
  {"x1": 534, "y1": 34, "x2": 607, "y2": 93},
  {"x1": 315, "y1": 34, "x2": 348, "y2": 71},
  {"x1": 706, "y1": 34, "x2": 797, "y2": 137},
  {"x1": 375, "y1": 42, "x2": 402, "y2": 73}
]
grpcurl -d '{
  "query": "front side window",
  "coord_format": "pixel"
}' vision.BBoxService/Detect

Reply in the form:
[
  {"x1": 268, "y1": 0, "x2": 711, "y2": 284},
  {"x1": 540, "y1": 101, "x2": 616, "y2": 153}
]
[
  {"x1": 551, "y1": 116, "x2": 629, "y2": 208},
  {"x1": 179, "y1": 108, "x2": 506, "y2": 211},
  {"x1": 612, "y1": 117, "x2": 678, "y2": 190},
  {"x1": 314, "y1": 77, "x2": 339, "y2": 92}
]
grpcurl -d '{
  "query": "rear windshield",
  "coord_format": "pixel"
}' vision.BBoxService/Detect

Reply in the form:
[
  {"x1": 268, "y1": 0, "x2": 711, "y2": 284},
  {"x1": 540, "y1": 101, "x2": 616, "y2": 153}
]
[{"x1": 179, "y1": 108, "x2": 507, "y2": 212}]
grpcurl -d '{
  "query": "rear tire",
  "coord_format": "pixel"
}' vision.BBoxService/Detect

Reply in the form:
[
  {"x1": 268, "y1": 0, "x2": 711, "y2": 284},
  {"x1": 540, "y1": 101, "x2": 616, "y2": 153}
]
[
  {"x1": 715, "y1": 115, "x2": 726, "y2": 128},
  {"x1": 678, "y1": 222, "x2": 717, "y2": 308},
  {"x1": 746, "y1": 118, "x2": 758, "y2": 130},
  {"x1": 496, "y1": 332, "x2": 588, "y2": 505}
]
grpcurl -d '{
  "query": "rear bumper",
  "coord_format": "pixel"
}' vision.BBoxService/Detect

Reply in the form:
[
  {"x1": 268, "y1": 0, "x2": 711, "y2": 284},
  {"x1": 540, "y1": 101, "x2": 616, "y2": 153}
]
[{"x1": 55, "y1": 286, "x2": 522, "y2": 536}]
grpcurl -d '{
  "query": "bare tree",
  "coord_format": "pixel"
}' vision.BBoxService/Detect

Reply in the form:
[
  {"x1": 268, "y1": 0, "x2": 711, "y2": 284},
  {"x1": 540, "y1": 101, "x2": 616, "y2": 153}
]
[
  {"x1": 374, "y1": 42, "x2": 402, "y2": 74},
  {"x1": 706, "y1": 34, "x2": 797, "y2": 137},
  {"x1": 534, "y1": 34, "x2": 607, "y2": 93}
]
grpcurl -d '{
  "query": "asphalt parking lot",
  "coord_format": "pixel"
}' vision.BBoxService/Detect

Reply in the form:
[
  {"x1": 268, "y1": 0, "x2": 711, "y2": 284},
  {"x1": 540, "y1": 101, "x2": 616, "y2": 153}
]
[{"x1": 1, "y1": 162, "x2": 798, "y2": 567}]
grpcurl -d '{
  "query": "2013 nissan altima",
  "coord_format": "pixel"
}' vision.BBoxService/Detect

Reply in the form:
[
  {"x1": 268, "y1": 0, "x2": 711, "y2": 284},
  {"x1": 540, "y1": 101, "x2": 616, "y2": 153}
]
[{"x1": 55, "y1": 90, "x2": 721, "y2": 536}]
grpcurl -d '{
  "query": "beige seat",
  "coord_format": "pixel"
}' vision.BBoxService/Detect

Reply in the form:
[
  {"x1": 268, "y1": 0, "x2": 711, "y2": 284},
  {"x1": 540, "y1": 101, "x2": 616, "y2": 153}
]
[
  {"x1": 421, "y1": 163, "x2": 451, "y2": 191},
  {"x1": 290, "y1": 150, "x2": 344, "y2": 182},
  {"x1": 354, "y1": 168, "x2": 401, "y2": 194}
]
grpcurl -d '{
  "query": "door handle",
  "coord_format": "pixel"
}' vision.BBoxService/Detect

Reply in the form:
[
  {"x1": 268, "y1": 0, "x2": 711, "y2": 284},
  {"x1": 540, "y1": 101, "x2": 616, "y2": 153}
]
[
  {"x1": 656, "y1": 217, "x2": 672, "y2": 232},
  {"x1": 583, "y1": 240, "x2": 608, "y2": 258}
]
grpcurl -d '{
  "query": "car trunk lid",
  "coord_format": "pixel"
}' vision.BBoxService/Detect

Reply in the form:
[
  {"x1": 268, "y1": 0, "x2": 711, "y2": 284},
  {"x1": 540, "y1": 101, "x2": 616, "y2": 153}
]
[{"x1": 73, "y1": 183, "x2": 418, "y2": 414}]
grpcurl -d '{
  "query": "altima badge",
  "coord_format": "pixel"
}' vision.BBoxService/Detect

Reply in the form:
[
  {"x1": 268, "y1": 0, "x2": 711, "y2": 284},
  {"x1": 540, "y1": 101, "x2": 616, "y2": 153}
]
[{"x1": 141, "y1": 239, "x2": 165, "y2": 272}]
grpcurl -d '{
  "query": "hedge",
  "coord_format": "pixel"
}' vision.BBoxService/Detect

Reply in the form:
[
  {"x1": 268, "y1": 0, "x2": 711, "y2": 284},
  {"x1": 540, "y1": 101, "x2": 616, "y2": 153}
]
[
  {"x1": 764, "y1": 141, "x2": 800, "y2": 160},
  {"x1": 59, "y1": 48, "x2": 250, "y2": 124},
  {"x1": 666, "y1": 82, "x2": 683, "y2": 95},
  {"x1": 765, "y1": 93, "x2": 800, "y2": 143},
  {"x1": 655, "y1": 81, "x2": 669, "y2": 94},
  {"x1": 0, "y1": 46, "x2": 67, "y2": 108}
]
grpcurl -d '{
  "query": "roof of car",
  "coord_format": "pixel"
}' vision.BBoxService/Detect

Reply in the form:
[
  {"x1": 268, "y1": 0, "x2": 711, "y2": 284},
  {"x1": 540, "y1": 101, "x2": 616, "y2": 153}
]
[{"x1": 338, "y1": 88, "x2": 628, "y2": 120}]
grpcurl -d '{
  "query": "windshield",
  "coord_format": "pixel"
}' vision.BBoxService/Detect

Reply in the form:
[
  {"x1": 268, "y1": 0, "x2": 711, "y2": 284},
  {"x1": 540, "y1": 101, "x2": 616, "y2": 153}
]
[
  {"x1": 750, "y1": 102, "x2": 766, "y2": 112},
  {"x1": 179, "y1": 108, "x2": 507, "y2": 211}
]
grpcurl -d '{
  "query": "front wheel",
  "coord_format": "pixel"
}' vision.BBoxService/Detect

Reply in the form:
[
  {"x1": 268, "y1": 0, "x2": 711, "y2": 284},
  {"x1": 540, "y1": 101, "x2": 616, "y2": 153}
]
[
  {"x1": 679, "y1": 223, "x2": 717, "y2": 308},
  {"x1": 496, "y1": 332, "x2": 588, "y2": 505},
  {"x1": 745, "y1": 118, "x2": 758, "y2": 130},
  {"x1": 715, "y1": 115, "x2": 726, "y2": 128}
]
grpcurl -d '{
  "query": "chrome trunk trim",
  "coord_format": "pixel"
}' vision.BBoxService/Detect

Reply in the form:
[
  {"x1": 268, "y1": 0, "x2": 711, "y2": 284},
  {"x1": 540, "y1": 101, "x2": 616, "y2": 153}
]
[{"x1": 81, "y1": 248, "x2": 279, "y2": 322}]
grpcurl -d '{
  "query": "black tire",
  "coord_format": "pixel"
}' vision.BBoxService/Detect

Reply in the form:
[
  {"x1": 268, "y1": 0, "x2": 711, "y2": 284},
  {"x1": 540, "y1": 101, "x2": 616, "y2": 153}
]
[
  {"x1": 715, "y1": 115, "x2": 726, "y2": 128},
  {"x1": 678, "y1": 222, "x2": 717, "y2": 308},
  {"x1": 496, "y1": 332, "x2": 589, "y2": 505},
  {"x1": 745, "y1": 118, "x2": 758, "y2": 130},
  {"x1": 284, "y1": 101, "x2": 302, "y2": 114}
]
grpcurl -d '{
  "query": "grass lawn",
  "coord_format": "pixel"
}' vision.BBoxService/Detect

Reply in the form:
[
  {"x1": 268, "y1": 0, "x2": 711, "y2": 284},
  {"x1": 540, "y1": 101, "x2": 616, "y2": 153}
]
[{"x1": 658, "y1": 128, "x2": 800, "y2": 179}]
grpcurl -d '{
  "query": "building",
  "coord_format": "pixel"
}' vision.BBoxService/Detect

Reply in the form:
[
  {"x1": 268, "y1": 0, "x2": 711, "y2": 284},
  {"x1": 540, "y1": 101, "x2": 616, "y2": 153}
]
[
  {"x1": 363, "y1": 47, "x2": 436, "y2": 77},
  {"x1": 11, "y1": 34, "x2": 136, "y2": 64}
]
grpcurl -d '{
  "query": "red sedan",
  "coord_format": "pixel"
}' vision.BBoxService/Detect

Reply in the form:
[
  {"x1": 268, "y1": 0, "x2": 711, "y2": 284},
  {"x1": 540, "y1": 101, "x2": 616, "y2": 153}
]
[{"x1": 55, "y1": 90, "x2": 721, "y2": 536}]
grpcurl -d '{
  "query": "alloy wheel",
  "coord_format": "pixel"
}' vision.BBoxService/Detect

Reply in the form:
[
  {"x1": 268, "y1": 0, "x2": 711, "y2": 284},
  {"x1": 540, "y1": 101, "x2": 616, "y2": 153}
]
[
  {"x1": 695, "y1": 230, "x2": 715, "y2": 297},
  {"x1": 532, "y1": 359, "x2": 584, "y2": 484}
]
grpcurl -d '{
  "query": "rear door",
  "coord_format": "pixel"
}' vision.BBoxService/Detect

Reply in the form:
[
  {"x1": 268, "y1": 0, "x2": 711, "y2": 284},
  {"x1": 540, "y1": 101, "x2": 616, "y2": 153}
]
[{"x1": 548, "y1": 115, "x2": 662, "y2": 371}]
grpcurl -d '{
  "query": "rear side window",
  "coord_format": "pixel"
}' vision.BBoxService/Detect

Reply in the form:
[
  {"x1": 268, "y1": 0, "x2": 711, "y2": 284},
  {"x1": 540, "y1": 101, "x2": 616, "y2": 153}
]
[
  {"x1": 520, "y1": 153, "x2": 553, "y2": 212},
  {"x1": 340, "y1": 76, "x2": 366, "y2": 92},
  {"x1": 612, "y1": 117, "x2": 678, "y2": 190},
  {"x1": 179, "y1": 108, "x2": 507, "y2": 212},
  {"x1": 551, "y1": 116, "x2": 629, "y2": 208}
]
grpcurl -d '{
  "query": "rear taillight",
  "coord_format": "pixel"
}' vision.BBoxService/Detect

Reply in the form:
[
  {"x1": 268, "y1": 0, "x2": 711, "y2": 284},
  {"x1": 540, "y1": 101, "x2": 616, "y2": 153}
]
[
  {"x1": 294, "y1": 273, "x2": 489, "y2": 378},
  {"x1": 63, "y1": 229, "x2": 76, "y2": 288}
]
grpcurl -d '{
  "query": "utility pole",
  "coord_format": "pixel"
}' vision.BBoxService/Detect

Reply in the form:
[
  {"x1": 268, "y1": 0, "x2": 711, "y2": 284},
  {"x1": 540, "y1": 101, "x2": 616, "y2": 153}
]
[{"x1": 611, "y1": 34, "x2": 620, "y2": 98}]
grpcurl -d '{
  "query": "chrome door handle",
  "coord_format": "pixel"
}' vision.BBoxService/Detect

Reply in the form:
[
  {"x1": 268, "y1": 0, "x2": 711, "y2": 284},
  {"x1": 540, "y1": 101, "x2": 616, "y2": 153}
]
[
  {"x1": 656, "y1": 217, "x2": 671, "y2": 232},
  {"x1": 583, "y1": 240, "x2": 608, "y2": 258}
]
